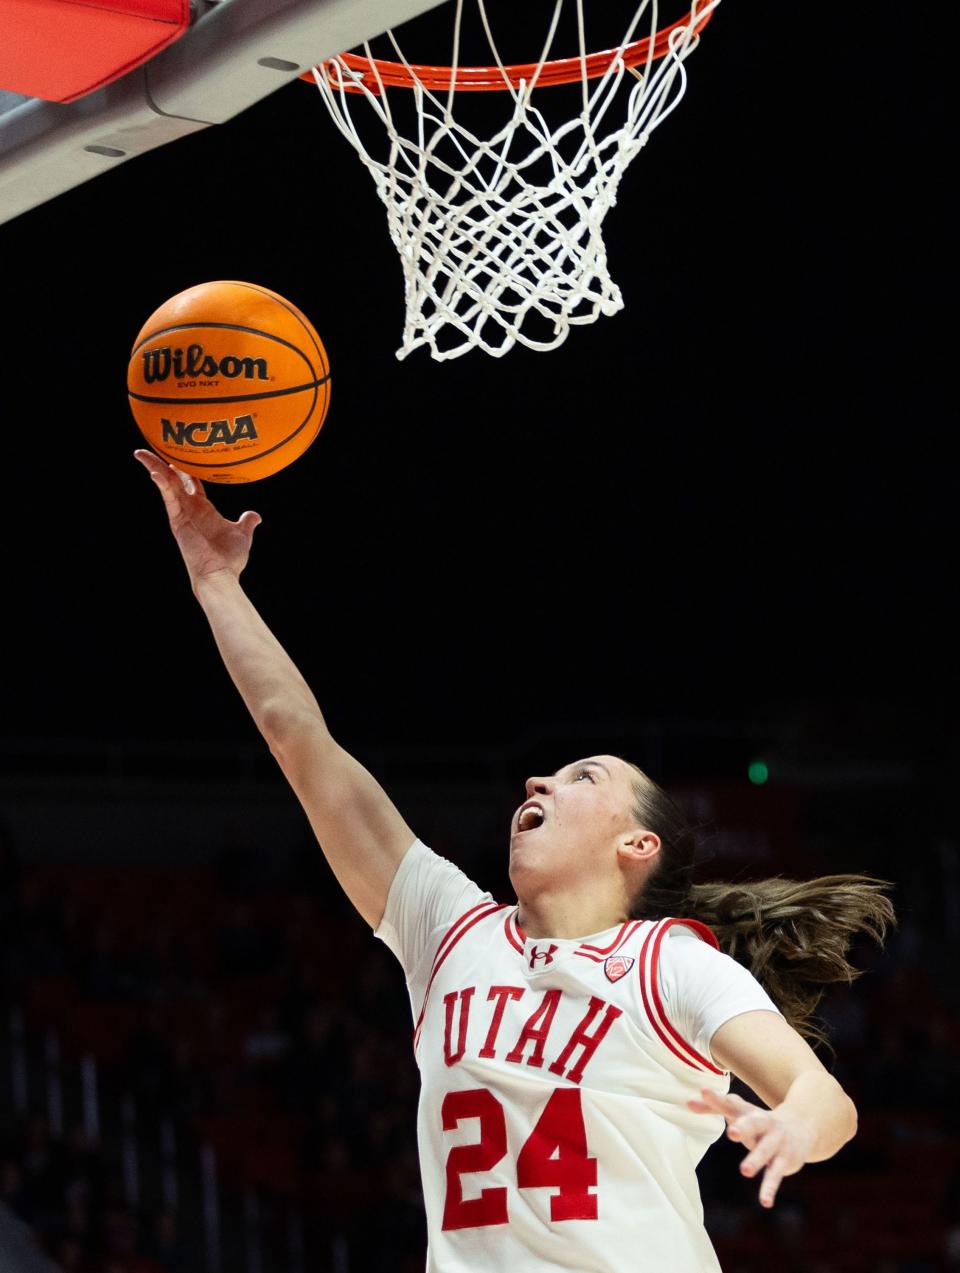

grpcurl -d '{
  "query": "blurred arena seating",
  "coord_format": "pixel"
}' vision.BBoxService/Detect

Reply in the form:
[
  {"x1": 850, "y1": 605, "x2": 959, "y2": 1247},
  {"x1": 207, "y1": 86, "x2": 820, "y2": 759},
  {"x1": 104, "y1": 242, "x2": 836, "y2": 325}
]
[{"x1": 1, "y1": 757, "x2": 958, "y2": 1273}]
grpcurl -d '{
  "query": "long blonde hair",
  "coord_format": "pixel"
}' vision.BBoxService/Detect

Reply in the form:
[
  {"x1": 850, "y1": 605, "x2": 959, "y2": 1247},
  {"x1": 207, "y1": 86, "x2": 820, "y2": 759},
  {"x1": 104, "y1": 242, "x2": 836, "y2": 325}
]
[{"x1": 628, "y1": 767, "x2": 895, "y2": 1048}]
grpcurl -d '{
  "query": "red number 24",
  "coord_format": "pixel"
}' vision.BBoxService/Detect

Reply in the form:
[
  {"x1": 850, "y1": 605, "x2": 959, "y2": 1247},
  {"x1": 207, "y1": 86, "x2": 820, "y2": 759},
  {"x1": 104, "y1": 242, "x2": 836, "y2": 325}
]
[{"x1": 442, "y1": 1087, "x2": 598, "y2": 1231}]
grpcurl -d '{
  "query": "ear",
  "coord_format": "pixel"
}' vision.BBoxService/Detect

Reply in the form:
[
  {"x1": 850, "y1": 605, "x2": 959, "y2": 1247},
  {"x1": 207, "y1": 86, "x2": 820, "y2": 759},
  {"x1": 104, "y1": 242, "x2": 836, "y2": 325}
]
[{"x1": 617, "y1": 830, "x2": 660, "y2": 866}]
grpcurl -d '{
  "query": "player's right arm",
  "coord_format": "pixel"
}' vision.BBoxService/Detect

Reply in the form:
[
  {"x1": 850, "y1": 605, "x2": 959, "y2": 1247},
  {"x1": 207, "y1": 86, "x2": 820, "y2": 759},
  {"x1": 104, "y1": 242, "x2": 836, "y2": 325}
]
[{"x1": 135, "y1": 450, "x2": 416, "y2": 928}]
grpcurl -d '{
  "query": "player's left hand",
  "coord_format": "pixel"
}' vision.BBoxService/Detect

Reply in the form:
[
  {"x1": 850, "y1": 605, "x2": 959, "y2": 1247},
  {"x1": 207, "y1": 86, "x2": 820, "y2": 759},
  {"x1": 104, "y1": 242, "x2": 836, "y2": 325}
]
[{"x1": 687, "y1": 1088, "x2": 814, "y2": 1208}]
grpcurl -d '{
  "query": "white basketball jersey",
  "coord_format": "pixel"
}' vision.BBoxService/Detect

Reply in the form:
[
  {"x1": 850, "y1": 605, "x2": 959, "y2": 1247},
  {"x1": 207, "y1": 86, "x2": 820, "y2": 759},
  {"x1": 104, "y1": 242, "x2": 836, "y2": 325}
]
[{"x1": 376, "y1": 840, "x2": 781, "y2": 1273}]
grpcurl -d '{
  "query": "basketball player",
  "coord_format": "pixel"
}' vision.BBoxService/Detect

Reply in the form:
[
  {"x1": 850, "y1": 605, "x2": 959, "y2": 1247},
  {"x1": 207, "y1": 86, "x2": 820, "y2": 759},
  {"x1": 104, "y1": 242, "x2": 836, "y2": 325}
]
[{"x1": 136, "y1": 451, "x2": 892, "y2": 1272}]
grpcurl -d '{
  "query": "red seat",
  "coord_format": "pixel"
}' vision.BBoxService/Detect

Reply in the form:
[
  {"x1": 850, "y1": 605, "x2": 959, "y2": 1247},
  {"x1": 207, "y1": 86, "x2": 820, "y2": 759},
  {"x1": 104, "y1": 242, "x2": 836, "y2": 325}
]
[
  {"x1": 194, "y1": 1112, "x2": 307, "y2": 1194},
  {"x1": 24, "y1": 976, "x2": 76, "y2": 1027},
  {"x1": 0, "y1": 0, "x2": 189, "y2": 102},
  {"x1": 62, "y1": 999, "x2": 148, "y2": 1063}
]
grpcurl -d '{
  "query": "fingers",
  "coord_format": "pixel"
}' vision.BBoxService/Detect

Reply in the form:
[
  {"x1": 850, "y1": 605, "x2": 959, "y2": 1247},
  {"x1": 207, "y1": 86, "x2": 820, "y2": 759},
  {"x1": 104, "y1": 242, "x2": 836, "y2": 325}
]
[
  {"x1": 135, "y1": 450, "x2": 206, "y2": 518},
  {"x1": 688, "y1": 1088, "x2": 769, "y2": 1148},
  {"x1": 134, "y1": 448, "x2": 163, "y2": 474},
  {"x1": 743, "y1": 1140, "x2": 789, "y2": 1206},
  {"x1": 137, "y1": 452, "x2": 183, "y2": 518},
  {"x1": 758, "y1": 1156, "x2": 788, "y2": 1208},
  {"x1": 726, "y1": 1111, "x2": 771, "y2": 1146},
  {"x1": 687, "y1": 1087, "x2": 799, "y2": 1210},
  {"x1": 734, "y1": 1118, "x2": 799, "y2": 1209},
  {"x1": 738, "y1": 1127, "x2": 785, "y2": 1207},
  {"x1": 687, "y1": 1088, "x2": 754, "y2": 1121},
  {"x1": 739, "y1": 1130, "x2": 780, "y2": 1177},
  {"x1": 687, "y1": 1090, "x2": 723, "y2": 1114},
  {"x1": 135, "y1": 451, "x2": 262, "y2": 548},
  {"x1": 135, "y1": 450, "x2": 198, "y2": 495}
]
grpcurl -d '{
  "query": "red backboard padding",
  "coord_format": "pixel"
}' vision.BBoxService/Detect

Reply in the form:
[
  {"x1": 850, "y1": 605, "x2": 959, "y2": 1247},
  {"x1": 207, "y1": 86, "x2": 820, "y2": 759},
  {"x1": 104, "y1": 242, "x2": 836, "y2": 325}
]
[{"x1": 0, "y1": 0, "x2": 190, "y2": 103}]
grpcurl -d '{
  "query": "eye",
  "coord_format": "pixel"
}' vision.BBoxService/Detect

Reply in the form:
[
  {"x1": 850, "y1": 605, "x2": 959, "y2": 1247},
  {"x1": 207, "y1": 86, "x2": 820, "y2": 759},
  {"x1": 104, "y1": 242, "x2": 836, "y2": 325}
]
[{"x1": 575, "y1": 769, "x2": 595, "y2": 782}]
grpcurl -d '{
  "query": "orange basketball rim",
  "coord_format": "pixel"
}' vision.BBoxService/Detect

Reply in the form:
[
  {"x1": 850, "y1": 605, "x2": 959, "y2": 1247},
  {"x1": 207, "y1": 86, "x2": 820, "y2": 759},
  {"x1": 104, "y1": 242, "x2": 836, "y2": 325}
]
[
  {"x1": 301, "y1": 0, "x2": 722, "y2": 360},
  {"x1": 302, "y1": 0, "x2": 716, "y2": 94}
]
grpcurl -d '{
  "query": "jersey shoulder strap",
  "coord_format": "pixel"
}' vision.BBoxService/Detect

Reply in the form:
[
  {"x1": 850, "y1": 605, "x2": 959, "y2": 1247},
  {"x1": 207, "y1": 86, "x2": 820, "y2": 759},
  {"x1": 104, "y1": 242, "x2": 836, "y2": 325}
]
[
  {"x1": 412, "y1": 899, "x2": 508, "y2": 1050},
  {"x1": 636, "y1": 916, "x2": 726, "y2": 1076}
]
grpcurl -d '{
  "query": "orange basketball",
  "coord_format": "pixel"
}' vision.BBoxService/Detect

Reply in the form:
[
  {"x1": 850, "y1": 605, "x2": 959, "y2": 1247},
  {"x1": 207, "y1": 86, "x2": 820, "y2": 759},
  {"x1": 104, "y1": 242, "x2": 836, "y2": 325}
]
[{"x1": 127, "y1": 281, "x2": 330, "y2": 483}]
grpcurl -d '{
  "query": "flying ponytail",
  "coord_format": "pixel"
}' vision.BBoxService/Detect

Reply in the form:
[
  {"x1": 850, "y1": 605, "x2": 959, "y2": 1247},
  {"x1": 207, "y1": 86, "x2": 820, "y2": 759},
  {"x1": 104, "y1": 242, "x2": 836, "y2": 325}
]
[{"x1": 627, "y1": 765, "x2": 895, "y2": 1048}]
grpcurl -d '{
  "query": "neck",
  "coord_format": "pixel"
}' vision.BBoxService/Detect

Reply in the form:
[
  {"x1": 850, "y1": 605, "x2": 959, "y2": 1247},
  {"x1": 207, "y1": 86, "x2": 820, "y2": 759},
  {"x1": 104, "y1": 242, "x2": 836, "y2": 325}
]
[{"x1": 516, "y1": 891, "x2": 628, "y2": 941}]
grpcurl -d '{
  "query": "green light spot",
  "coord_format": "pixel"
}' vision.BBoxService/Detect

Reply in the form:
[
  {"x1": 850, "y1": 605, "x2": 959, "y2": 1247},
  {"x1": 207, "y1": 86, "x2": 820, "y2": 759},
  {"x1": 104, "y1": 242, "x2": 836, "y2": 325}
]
[{"x1": 748, "y1": 760, "x2": 769, "y2": 785}]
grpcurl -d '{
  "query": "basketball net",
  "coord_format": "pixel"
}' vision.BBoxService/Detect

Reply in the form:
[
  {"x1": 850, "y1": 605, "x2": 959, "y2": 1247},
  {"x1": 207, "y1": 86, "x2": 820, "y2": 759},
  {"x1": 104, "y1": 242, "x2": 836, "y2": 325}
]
[{"x1": 310, "y1": 0, "x2": 720, "y2": 361}]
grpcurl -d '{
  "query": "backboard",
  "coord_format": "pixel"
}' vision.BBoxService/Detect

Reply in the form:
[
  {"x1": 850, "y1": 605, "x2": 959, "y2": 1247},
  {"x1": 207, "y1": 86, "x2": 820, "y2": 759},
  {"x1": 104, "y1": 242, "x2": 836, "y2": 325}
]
[{"x1": 0, "y1": 0, "x2": 449, "y2": 227}]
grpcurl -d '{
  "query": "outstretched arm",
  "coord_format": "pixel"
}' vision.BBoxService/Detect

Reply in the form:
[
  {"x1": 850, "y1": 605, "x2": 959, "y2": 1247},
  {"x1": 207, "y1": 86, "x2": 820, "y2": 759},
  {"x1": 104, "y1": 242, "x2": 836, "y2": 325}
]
[
  {"x1": 689, "y1": 1010, "x2": 858, "y2": 1208},
  {"x1": 135, "y1": 450, "x2": 416, "y2": 928}
]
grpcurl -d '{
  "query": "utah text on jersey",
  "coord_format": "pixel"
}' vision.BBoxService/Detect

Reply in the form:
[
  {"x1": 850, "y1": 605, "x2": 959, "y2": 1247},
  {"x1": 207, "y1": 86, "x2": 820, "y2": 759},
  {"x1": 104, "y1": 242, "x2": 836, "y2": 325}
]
[{"x1": 412, "y1": 902, "x2": 731, "y2": 1273}]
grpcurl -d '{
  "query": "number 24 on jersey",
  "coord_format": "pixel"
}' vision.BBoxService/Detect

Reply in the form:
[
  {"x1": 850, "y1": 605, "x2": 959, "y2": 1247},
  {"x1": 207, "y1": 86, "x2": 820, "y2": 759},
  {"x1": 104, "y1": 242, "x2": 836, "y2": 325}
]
[{"x1": 443, "y1": 1087, "x2": 597, "y2": 1230}]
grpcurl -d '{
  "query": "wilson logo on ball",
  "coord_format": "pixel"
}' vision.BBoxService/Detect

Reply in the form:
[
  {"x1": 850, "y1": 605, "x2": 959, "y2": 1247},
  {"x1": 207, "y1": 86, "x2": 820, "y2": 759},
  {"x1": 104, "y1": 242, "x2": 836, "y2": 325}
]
[
  {"x1": 142, "y1": 344, "x2": 269, "y2": 384},
  {"x1": 161, "y1": 416, "x2": 258, "y2": 447},
  {"x1": 129, "y1": 281, "x2": 330, "y2": 482}
]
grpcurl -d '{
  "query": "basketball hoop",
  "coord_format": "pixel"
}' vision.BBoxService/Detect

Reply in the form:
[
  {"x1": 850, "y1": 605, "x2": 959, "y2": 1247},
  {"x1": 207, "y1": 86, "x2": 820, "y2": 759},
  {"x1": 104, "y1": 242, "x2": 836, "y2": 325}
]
[{"x1": 306, "y1": 0, "x2": 720, "y2": 360}]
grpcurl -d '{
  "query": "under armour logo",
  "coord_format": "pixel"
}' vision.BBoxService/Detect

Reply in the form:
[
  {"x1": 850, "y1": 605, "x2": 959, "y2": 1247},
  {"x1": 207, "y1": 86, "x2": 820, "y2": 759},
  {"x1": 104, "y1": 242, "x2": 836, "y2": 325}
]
[{"x1": 528, "y1": 943, "x2": 559, "y2": 969}]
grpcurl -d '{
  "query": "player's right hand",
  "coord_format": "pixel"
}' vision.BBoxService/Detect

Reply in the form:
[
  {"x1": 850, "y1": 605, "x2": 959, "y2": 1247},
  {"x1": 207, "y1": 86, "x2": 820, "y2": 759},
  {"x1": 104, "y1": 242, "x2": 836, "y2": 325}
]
[{"x1": 135, "y1": 449, "x2": 261, "y2": 589}]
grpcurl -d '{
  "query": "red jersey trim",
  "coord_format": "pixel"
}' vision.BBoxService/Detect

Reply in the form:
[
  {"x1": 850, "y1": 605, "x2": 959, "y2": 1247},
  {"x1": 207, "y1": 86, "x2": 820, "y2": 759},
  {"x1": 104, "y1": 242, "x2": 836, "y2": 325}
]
[
  {"x1": 577, "y1": 920, "x2": 633, "y2": 956},
  {"x1": 434, "y1": 900, "x2": 501, "y2": 968},
  {"x1": 504, "y1": 910, "x2": 524, "y2": 953},
  {"x1": 505, "y1": 915, "x2": 643, "y2": 962},
  {"x1": 573, "y1": 920, "x2": 643, "y2": 962},
  {"x1": 638, "y1": 918, "x2": 726, "y2": 1076},
  {"x1": 413, "y1": 902, "x2": 506, "y2": 1050}
]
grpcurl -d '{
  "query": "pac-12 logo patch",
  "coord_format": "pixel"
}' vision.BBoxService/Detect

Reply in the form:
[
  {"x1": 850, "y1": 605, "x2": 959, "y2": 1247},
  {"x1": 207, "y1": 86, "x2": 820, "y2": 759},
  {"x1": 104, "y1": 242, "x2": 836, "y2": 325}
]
[{"x1": 604, "y1": 955, "x2": 635, "y2": 983}]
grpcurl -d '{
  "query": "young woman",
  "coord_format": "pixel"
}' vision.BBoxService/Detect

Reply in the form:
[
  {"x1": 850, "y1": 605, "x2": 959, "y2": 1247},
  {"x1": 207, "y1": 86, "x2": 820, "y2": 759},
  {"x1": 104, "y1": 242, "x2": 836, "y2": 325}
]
[{"x1": 135, "y1": 451, "x2": 893, "y2": 1273}]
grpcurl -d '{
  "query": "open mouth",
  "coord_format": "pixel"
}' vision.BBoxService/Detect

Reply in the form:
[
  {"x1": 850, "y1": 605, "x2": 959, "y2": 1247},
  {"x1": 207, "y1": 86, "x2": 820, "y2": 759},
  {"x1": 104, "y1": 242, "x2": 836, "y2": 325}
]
[{"x1": 516, "y1": 802, "x2": 546, "y2": 834}]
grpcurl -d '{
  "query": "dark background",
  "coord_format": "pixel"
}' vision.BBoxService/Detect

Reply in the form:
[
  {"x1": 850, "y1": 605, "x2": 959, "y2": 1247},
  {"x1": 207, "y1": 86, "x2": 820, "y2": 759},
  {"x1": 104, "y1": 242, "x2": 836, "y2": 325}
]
[
  {"x1": 0, "y1": 1, "x2": 951, "y2": 767},
  {"x1": 0, "y1": 3, "x2": 954, "y2": 1272}
]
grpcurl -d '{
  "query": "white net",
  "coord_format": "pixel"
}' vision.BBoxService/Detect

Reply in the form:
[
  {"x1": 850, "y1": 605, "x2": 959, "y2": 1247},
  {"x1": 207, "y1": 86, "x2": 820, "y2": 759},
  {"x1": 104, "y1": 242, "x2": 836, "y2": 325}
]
[{"x1": 312, "y1": 0, "x2": 719, "y2": 361}]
